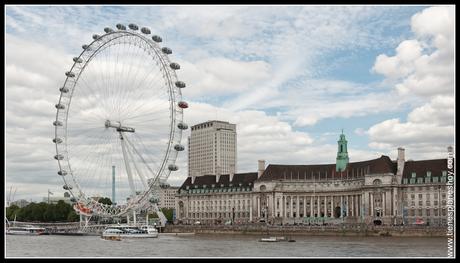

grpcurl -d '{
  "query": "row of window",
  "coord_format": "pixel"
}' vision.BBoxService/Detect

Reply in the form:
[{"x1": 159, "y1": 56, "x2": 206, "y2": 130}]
[
  {"x1": 403, "y1": 175, "x2": 447, "y2": 184},
  {"x1": 188, "y1": 212, "x2": 249, "y2": 218},
  {"x1": 182, "y1": 187, "x2": 251, "y2": 194},
  {"x1": 406, "y1": 193, "x2": 446, "y2": 200},
  {"x1": 406, "y1": 208, "x2": 447, "y2": 217},
  {"x1": 405, "y1": 200, "x2": 446, "y2": 206}
]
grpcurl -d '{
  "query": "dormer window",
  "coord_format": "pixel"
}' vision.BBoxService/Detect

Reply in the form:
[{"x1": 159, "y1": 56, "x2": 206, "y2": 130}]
[
  {"x1": 186, "y1": 186, "x2": 190, "y2": 190},
  {"x1": 411, "y1": 172, "x2": 416, "y2": 178},
  {"x1": 426, "y1": 171, "x2": 431, "y2": 177},
  {"x1": 211, "y1": 184, "x2": 215, "y2": 188},
  {"x1": 442, "y1": 170, "x2": 447, "y2": 177}
]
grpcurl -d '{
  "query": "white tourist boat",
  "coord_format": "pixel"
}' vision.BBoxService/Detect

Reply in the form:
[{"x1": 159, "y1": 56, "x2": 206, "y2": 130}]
[
  {"x1": 6, "y1": 225, "x2": 48, "y2": 235},
  {"x1": 102, "y1": 225, "x2": 158, "y2": 238}
]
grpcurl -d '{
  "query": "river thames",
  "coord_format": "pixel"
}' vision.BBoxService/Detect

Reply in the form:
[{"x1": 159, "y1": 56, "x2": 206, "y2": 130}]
[{"x1": 6, "y1": 233, "x2": 448, "y2": 258}]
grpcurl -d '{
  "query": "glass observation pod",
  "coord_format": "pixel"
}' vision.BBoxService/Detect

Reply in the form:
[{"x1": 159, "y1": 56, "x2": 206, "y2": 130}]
[
  {"x1": 53, "y1": 138, "x2": 63, "y2": 144},
  {"x1": 65, "y1": 71, "x2": 75, "y2": 78},
  {"x1": 58, "y1": 170, "x2": 67, "y2": 176},
  {"x1": 70, "y1": 197, "x2": 76, "y2": 202},
  {"x1": 53, "y1": 121, "x2": 63, "y2": 126},
  {"x1": 177, "y1": 122, "x2": 188, "y2": 130},
  {"x1": 175, "y1": 81, "x2": 186, "y2": 88},
  {"x1": 60, "y1": 87, "x2": 69, "y2": 93},
  {"x1": 128, "y1": 24, "x2": 139, "y2": 30},
  {"x1": 73, "y1": 57, "x2": 83, "y2": 63},
  {"x1": 141, "y1": 27, "x2": 151, "y2": 34},
  {"x1": 92, "y1": 34, "x2": 101, "y2": 40},
  {"x1": 82, "y1": 44, "x2": 92, "y2": 51},
  {"x1": 54, "y1": 154, "x2": 64, "y2": 160},
  {"x1": 170, "y1": 63, "x2": 180, "y2": 70},
  {"x1": 104, "y1": 27, "x2": 114, "y2": 33},
  {"x1": 161, "y1": 47, "x2": 172, "y2": 55},
  {"x1": 178, "y1": 101, "x2": 188, "y2": 109},
  {"x1": 152, "y1": 35, "x2": 162, "y2": 43},
  {"x1": 116, "y1": 24, "x2": 126, "y2": 30},
  {"x1": 174, "y1": 144, "x2": 185, "y2": 151},
  {"x1": 63, "y1": 184, "x2": 72, "y2": 190},
  {"x1": 168, "y1": 164, "x2": 179, "y2": 171},
  {"x1": 55, "y1": 103, "x2": 65, "y2": 110}
]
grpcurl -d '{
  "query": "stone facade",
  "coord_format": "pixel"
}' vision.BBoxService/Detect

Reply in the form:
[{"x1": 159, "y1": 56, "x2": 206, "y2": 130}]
[
  {"x1": 188, "y1": 120, "x2": 237, "y2": 177},
  {"x1": 158, "y1": 183, "x2": 180, "y2": 209},
  {"x1": 176, "y1": 133, "x2": 453, "y2": 226}
]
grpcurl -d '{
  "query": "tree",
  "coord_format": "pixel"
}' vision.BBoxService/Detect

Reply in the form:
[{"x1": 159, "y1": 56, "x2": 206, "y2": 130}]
[
  {"x1": 160, "y1": 208, "x2": 174, "y2": 223},
  {"x1": 97, "y1": 197, "x2": 112, "y2": 206},
  {"x1": 6, "y1": 205, "x2": 20, "y2": 221}
]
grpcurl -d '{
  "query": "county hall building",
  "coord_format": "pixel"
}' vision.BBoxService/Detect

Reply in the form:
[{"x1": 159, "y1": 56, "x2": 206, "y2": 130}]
[{"x1": 176, "y1": 127, "x2": 453, "y2": 226}]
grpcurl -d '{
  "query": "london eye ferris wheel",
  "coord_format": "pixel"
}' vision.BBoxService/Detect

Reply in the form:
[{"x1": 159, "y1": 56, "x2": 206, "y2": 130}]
[{"x1": 53, "y1": 23, "x2": 189, "y2": 218}]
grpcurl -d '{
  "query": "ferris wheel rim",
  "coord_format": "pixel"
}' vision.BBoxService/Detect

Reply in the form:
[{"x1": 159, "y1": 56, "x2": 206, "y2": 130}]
[{"x1": 53, "y1": 24, "x2": 187, "y2": 217}]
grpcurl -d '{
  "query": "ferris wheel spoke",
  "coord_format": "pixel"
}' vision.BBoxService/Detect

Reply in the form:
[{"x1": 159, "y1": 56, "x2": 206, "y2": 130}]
[
  {"x1": 119, "y1": 64, "x2": 169, "y2": 117},
  {"x1": 54, "y1": 26, "x2": 184, "y2": 217}
]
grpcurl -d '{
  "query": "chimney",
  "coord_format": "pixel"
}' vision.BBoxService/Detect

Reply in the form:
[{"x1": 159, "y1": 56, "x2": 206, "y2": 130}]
[
  {"x1": 258, "y1": 160, "x2": 266, "y2": 179},
  {"x1": 229, "y1": 164, "x2": 235, "y2": 182},
  {"x1": 396, "y1": 147, "x2": 405, "y2": 178},
  {"x1": 191, "y1": 176, "x2": 196, "y2": 184}
]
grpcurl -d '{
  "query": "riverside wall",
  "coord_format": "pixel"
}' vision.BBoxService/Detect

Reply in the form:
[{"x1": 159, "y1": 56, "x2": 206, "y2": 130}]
[{"x1": 163, "y1": 224, "x2": 447, "y2": 237}]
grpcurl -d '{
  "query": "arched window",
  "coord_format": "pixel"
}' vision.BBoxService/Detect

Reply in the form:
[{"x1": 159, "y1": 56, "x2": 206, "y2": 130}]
[{"x1": 373, "y1": 179, "x2": 382, "y2": 185}]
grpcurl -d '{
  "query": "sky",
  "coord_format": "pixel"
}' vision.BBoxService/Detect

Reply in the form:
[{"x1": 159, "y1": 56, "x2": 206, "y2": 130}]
[{"x1": 5, "y1": 5, "x2": 455, "y2": 203}]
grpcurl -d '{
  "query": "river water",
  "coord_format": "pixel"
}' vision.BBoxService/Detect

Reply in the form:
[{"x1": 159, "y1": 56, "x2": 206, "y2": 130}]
[{"x1": 5, "y1": 233, "x2": 449, "y2": 258}]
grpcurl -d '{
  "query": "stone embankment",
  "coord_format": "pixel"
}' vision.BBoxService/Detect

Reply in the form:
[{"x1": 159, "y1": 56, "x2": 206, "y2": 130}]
[{"x1": 163, "y1": 224, "x2": 447, "y2": 237}]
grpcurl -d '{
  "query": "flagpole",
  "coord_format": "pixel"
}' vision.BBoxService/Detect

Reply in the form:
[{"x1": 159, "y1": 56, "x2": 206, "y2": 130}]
[{"x1": 48, "y1": 189, "x2": 50, "y2": 204}]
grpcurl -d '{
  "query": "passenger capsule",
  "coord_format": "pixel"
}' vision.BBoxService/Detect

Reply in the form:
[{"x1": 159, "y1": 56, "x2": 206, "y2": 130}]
[
  {"x1": 58, "y1": 170, "x2": 67, "y2": 176},
  {"x1": 82, "y1": 44, "x2": 89, "y2": 50},
  {"x1": 73, "y1": 57, "x2": 83, "y2": 63},
  {"x1": 65, "y1": 71, "x2": 75, "y2": 78},
  {"x1": 174, "y1": 144, "x2": 185, "y2": 151},
  {"x1": 92, "y1": 34, "x2": 101, "y2": 40},
  {"x1": 53, "y1": 138, "x2": 63, "y2": 144},
  {"x1": 177, "y1": 122, "x2": 188, "y2": 130},
  {"x1": 59, "y1": 87, "x2": 69, "y2": 93},
  {"x1": 128, "y1": 24, "x2": 139, "y2": 30},
  {"x1": 170, "y1": 62, "x2": 180, "y2": 70},
  {"x1": 104, "y1": 27, "x2": 114, "y2": 33},
  {"x1": 152, "y1": 35, "x2": 162, "y2": 43},
  {"x1": 178, "y1": 101, "x2": 188, "y2": 109},
  {"x1": 168, "y1": 164, "x2": 179, "y2": 171},
  {"x1": 161, "y1": 47, "x2": 172, "y2": 54},
  {"x1": 70, "y1": 197, "x2": 76, "y2": 202},
  {"x1": 63, "y1": 184, "x2": 72, "y2": 190},
  {"x1": 55, "y1": 103, "x2": 65, "y2": 110},
  {"x1": 53, "y1": 121, "x2": 63, "y2": 126},
  {"x1": 54, "y1": 154, "x2": 64, "y2": 160},
  {"x1": 175, "y1": 81, "x2": 186, "y2": 88},
  {"x1": 141, "y1": 27, "x2": 151, "y2": 34},
  {"x1": 116, "y1": 24, "x2": 126, "y2": 30}
]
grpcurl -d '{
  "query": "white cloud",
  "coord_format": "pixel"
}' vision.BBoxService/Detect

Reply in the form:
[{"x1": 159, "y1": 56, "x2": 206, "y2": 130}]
[
  {"x1": 372, "y1": 5, "x2": 454, "y2": 98},
  {"x1": 368, "y1": 6, "x2": 455, "y2": 159},
  {"x1": 179, "y1": 58, "x2": 272, "y2": 98}
]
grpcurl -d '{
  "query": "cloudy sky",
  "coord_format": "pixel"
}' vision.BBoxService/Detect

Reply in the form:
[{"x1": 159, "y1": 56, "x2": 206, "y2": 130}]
[{"x1": 5, "y1": 5, "x2": 455, "y2": 202}]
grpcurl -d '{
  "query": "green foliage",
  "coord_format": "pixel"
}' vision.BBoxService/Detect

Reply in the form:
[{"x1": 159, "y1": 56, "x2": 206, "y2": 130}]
[
  {"x1": 6, "y1": 205, "x2": 20, "y2": 221},
  {"x1": 97, "y1": 197, "x2": 112, "y2": 206},
  {"x1": 160, "y1": 207, "x2": 174, "y2": 223},
  {"x1": 6, "y1": 201, "x2": 79, "y2": 222}
]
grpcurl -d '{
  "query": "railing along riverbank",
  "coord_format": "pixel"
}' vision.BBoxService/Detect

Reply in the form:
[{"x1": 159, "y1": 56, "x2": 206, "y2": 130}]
[{"x1": 163, "y1": 224, "x2": 447, "y2": 237}]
